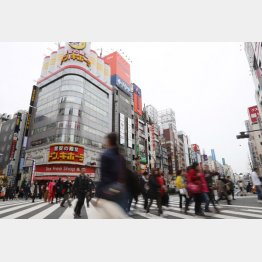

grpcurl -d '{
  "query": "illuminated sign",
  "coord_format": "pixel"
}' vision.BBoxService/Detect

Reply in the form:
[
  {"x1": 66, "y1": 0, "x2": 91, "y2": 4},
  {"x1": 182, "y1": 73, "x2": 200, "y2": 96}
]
[
  {"x1": 128, "y1": 118, "x2": 132, "y2": 148},
  {"x1": 111, "y1": 75, "x2": 131, "y2": 95},
  {"x1": 68, "y1": 42, "x2": 86, "y2": 50},
  {"x1": 248, "y1": 106, "x2": 260, "y2": 123},
  {"x1": 48, "y1": 144, "x2": 84, "y2": 163},
  {"x1": 61, "y1": 50, "x2": 91, "y2": 67},
  {"x1": 120, "y1": 113, "x2": 125, "y2": 145}
]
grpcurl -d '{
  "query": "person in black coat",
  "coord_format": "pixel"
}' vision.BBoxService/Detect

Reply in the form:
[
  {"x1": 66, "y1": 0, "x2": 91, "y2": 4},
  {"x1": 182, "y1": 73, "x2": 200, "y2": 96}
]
[
  {"x1": 73, "y1": 168, "x2": 91, "y2": 218},
  {"x1": 96, "y1": 133, "x2": 128, "y2": 211}
]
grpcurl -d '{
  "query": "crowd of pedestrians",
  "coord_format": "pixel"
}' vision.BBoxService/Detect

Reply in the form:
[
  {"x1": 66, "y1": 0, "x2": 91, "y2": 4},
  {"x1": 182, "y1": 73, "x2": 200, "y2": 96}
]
[{"x1": 1, "y1": 132, "x2": 262, "y2": 219}]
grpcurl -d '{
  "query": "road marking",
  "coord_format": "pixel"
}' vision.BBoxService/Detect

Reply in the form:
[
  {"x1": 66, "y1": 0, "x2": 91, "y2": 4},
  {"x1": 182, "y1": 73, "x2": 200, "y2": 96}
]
[
  {"x1": 3, "y1": 203, "x2": 49, "y2": 219},
  {"x1": 30, "y1": 203, "x2": 61, "y2": 219}
]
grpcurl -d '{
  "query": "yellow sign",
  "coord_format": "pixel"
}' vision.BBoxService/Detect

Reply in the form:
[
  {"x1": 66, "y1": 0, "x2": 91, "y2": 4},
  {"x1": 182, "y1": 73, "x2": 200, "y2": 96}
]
[
  {"x1": 61, "y1": 52, "x2": 91, "y2": 67},
  {"x1": 68, "y1": 42, "x2": 86, "y2": 50}
]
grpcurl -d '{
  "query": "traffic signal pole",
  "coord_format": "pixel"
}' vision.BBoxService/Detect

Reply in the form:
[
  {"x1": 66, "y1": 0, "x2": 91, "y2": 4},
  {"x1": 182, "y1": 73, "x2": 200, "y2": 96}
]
[{"x1": 236, "y1": 129, "x2": 262, "y2": 139}]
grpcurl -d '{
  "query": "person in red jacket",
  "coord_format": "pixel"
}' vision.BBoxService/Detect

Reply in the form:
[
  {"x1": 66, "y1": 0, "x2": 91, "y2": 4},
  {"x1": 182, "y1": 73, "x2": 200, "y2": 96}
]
[{"x1": 187, "y1": 162, "x2": 205, "y2": 216}]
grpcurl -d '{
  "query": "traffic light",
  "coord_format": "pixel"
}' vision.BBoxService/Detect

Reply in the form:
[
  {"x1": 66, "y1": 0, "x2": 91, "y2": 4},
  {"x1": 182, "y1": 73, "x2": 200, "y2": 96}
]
[{"x1": 236, "y1": 132, "x2": 249, "y2": 139}]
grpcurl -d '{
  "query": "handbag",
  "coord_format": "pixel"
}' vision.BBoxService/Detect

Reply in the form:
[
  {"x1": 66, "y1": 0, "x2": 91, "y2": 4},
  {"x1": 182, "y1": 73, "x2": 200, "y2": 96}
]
[
  {"x1": 90, "y1": 198, "x2": 128, "y2": 219},
  {"x1": 179, "y1": 188, "x2": 186, "y2": 195},
  {"x1": 187, "y1": 182, "x2": 201, "y2": 194}
]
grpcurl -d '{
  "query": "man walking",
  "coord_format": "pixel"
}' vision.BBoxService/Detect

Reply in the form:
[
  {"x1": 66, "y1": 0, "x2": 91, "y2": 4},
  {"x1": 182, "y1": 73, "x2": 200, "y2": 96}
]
[
  {"x1": 251, "y1": 168, "x2": 262, "y2": 202},
  {"x1": 73, "y1": 167, "x2": 90, "y2": 218}
]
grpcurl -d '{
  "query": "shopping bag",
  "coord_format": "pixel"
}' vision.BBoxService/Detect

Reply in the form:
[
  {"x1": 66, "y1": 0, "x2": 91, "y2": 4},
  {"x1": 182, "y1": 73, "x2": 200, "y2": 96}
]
[{"x1": 90, "y1": 198, "x2": 128, "y2": 219}]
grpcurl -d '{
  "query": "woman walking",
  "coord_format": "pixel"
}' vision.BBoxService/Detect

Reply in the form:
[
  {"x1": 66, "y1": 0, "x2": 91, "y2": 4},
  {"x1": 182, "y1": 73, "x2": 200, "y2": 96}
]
[
  {"x1": 48, "y1": 180, "x2": 56, "y2": 204},
  {"x1": 187, "y1": 162, "x2": 205, "y2": 216},
  {"x1": 146, "y1": 168, "x2": 163, "y2": 216},
  {"x1": 175, "y1": 169, "x2": 189, "y2": 211}
]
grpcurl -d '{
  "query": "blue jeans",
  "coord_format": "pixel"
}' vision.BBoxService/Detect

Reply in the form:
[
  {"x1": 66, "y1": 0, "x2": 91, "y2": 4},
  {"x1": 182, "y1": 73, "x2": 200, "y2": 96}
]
[
  {"x1": 256, "y1": 185, "x2": 262, "y2": 200},
  {"x1": 202, "y1": 192, "x2": 210, "y2": 211}
]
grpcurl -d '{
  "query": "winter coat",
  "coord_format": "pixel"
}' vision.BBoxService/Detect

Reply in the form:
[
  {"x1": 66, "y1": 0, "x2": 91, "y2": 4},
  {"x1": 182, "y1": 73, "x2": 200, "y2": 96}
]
[
  {"x1": 175, "y1": 175, "x2": 186, "y2": 189},
  {"x1": 199, "y1": 173, "x2": 209, "y2": 193},
  {"x1": 147, "y1": 175, "x2": 161, "y2": 199}
]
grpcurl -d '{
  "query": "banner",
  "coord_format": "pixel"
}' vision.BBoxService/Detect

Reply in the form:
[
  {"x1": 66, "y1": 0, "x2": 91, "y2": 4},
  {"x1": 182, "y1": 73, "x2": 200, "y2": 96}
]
[
  {"x1": 119, "y1": 113, "x2": 125, "y2": 145},
  {"x1": 127, "y1": 118, "x2": 132, "y2": 148},
  {"x1": 48, "y1": 144, "x2": 84, "y2": 163}
]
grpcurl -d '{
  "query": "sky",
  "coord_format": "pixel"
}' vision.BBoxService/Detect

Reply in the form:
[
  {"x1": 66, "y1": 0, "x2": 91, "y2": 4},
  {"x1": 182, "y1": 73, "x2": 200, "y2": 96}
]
[{"x1": 0, "y1": 42, "x2": 256, "y2": 173}]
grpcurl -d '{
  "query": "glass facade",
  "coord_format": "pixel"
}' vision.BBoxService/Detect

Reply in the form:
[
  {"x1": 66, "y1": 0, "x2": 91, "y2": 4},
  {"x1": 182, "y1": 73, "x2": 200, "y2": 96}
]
[{"x1": 29, "y1": 73, "x2": 112, "y2": 151}]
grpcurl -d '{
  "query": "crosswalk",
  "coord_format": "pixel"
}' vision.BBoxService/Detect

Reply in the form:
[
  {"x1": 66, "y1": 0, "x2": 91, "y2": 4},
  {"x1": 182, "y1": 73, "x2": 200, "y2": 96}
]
[{"x1": 0, "y1": 196, "x2": 262, "y2": 219}]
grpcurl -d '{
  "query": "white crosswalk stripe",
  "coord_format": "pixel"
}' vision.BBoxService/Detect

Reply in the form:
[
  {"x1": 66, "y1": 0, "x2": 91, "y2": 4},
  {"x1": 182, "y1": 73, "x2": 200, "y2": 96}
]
[{"x1": 0, "y1": 196, "x2": 262, "y2": 219}]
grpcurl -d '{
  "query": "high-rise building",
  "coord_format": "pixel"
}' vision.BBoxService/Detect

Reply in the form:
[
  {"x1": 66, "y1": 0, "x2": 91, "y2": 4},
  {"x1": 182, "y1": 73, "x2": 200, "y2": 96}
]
[
  {"x1": 103, "y1": 51, "x2": 134, "y2": 170},
  {"x1": 146, "y1": 105, "x2": 159, "y2": 125},
  {"x1": 24, "y1": 42, "x2": 113, "y2": 182},
  {"x1": 245, "y1": 42, "x2": 262, "y2": 117},
  {"x1": 0, "y1": 110, "x2": 28, "y2": 185},
  {"x1": 0, "y1": 113, "x2": 12, "y2": 132},
  {"x1": 158, "y1": 108, "x2": 178, "y2": 176},
  {"x1": 177, "y1": 131, "x2": 190, "y2": 168},
  {"x1": 245, "y1": 105, "x2": 262, "y2": 175}
]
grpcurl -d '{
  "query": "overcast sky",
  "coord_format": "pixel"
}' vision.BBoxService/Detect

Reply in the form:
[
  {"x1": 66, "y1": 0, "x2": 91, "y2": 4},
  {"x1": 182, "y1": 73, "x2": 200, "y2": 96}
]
[{"x1": 0, "y1": 42, "x2": 256, "y2": 173}]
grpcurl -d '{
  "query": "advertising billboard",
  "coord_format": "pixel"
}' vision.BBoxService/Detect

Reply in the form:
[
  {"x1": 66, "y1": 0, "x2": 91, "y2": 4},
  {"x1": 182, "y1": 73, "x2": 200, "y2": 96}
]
[
  {"x1": 119, "y1": 113, "x2": 125, "y2": 145},
  {"x1": 35, "y1": 164, "x2": 95, "y2": 174},
  {"x1": 127, "y1": 118, "x2": 132, "y2": 148},
  {"x1": 48, "y1": 144, "x2": 84, "y2": 163},
  {"x1": 111, "y1": 74, "x2": 131, "y2": 96},
  {"x1": 248, "y1": 106, "x2": 260, "y2": 123},
  {"x1": 192, "y1": 144, "x2": 200, "y2": 153},
  {"x1": 103, "y1": 51, "x2": 131, "y2": 85},
  {"x1": 133, "y1": 83, "x2": 142, "y2": 116}
]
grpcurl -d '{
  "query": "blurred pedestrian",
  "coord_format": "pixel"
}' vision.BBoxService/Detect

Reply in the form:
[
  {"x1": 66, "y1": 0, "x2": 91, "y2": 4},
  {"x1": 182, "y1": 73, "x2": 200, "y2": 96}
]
[
  {"x1": 251, "y1": 168, "x2": 262, "y2": 202},
  {"x1": 85, "y1": 175, "x2": 95, "y2": 208},
  {"x1": 96, "y1": 133, "x2": 128, "y2": 212}
]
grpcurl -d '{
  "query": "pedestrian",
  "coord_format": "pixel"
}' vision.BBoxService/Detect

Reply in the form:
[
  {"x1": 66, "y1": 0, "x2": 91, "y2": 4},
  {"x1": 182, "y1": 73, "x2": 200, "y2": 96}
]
[
  {"x1": 48, "y1": 180, "x2": 56, "y2": 204},
  {"x1": 1, "y1": 186, "x2": 6, "y2": 201},
  {"x1": 226, "y1": 176, "x2": 235, "y2": 200},
  {"x1": 55, "y1": 178, "x2": 63, "y2": 203},
  {"x1": 24, "y1": 182, "x2": 30, "y2": 200},
  {"x1": 96, "y1": 132, "x2": 128, "y2": 212},
  {"x1": 175, "y1": 169, "x2": 189, "y2": 211},
  {"x1": 146, "y1": 168, "x2": 163, "y2": 216},
  {"x1": 187, "y1": 162, "x2": 205, "y2": 216},
  {"x1": 73, "y1": 167, "x2": 91, "y2": 218},
  {"x1": 43, "y1": 182, "x2": 49, "y2": 202},
  {"x1": 31, "y1": 182, "x2": 39, "y2": 203},
  {"x1": 236, "y1": 180, "x2": 244, "y2": 196},
  {"x1": 60, "y1": 178, "x2": 72, "y2": 207},
  {"x1": 139, "y1": 172, "x2": 149, "y2": 210},
  {"x1": 85, "y1": 175, "x2": 95, "y2": 208},
  {"x1": 216, "y1": 176, "x2": 231, "y2": 205},
  {"x1": 250, "y1": 168, "x2": 262, "y2": 202},
  {"x1": 126, "y1": 169, "x2": 141, "y2": 213},
  {"x1": 203, "y1": 165, "x2": 219, "y2": 213}
]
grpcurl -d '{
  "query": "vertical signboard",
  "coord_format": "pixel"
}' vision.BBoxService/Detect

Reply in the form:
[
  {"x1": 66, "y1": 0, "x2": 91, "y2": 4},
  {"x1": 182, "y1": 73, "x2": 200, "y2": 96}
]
[
  {"x1": 133, "y1": 83, "x2": 142, "y2": 116},
  {"x1": 127, "y1": 118, "x2": 132, "y2": 148},
  {"x1": 222, "y1": 158, "x2": 226, "y2": 165},
  {"x1": 119, "y1": 113, "x2": 125, "y2": 145},
  {"x1": 248, "y1": 106, "x2": 260, "y2": 123}
]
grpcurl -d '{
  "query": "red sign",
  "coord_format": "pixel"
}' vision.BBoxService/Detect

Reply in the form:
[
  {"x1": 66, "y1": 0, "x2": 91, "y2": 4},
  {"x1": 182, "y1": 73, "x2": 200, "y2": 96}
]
[
  {"x1": 192, "y1": 144, "x2": 200, "y2": 153},
  {"x1": 35, "y1": 164, "x2": 95, "y2": 174},
  {"x1": 248, "y1": 106, "x2": 260, "y2": 123},
  {"x1": 48, "y1": 144, "x2": 84, "y2": 163},
  {"x1": 103, "y1": 51, "x2": 131, "y2": 85},
  {"x1": 9, "y1": 136, "x2": 18, "y2": 160}
]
